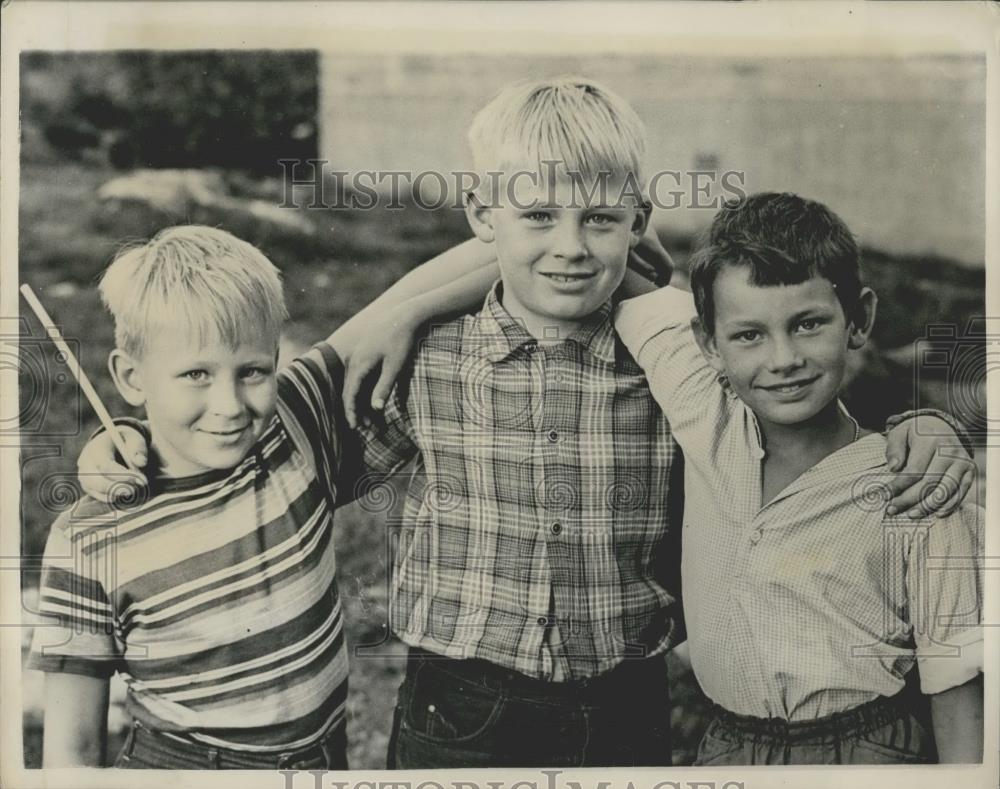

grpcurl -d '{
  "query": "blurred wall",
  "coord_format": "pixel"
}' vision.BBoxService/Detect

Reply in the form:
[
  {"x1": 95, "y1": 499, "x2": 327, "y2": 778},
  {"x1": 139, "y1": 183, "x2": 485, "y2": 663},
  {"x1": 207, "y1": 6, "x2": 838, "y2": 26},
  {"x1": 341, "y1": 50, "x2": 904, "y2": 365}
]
[{"x1": 320, "y1": 54, "x2": 985, "y2": 266}]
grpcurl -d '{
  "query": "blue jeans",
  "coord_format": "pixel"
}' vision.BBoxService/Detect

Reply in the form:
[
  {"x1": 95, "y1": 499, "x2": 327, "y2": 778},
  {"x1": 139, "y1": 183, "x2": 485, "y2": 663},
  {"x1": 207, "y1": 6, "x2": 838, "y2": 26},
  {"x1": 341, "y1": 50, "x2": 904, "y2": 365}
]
[
  {"x1": 694, "y1": 694, "x2": 934, "y2": 765},
  {"x1": 114, "y1": 718, "x2": 349, "y2": 769},
  {"x1": 387, "y1": 647, "x2": 672, "y2": 768}
]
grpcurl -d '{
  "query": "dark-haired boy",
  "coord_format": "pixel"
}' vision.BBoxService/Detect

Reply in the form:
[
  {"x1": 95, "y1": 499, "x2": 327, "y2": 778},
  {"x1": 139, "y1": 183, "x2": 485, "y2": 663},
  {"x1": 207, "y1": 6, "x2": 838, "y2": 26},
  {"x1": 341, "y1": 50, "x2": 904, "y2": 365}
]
[{"x1": 615, "y1": 193, "x2": 983, "y2": 764}]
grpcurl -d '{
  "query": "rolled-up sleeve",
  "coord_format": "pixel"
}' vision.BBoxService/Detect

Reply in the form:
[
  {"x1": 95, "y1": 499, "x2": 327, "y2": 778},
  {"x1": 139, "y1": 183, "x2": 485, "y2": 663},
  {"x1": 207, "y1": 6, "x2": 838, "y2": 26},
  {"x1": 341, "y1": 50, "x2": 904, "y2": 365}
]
[{"x1": 908, "y1": 504, "x2": 984, "y2": 694}]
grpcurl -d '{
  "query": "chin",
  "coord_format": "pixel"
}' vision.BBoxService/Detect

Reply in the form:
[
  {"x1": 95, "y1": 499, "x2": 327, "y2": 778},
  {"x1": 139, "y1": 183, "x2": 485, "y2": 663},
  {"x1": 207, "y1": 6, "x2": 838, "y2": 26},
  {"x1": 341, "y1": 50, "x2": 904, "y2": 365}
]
[
  {"x1": 549, "y1": 296, "x2": 603, "y2": 319},
  {"x1": 760, "y1": 402, "x2": 826, "y2": 426},
  {"x1": 200, "y1": 444, "x2": 256, "y2": 470}
]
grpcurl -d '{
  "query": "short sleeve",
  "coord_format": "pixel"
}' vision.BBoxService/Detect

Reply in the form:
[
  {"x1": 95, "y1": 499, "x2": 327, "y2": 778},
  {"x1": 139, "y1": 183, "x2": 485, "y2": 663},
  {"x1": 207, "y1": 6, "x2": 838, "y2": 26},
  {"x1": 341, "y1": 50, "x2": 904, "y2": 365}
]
[
  {"x1": 905, "y1": 503, "x2": 984, "y2": 694},
  {"x1": 280, "y1": 341, "x2": 419, "y2": 507},
  {"x1": 277, "y1": 343, "x2": 358, "y2": 500},
  {"x1": 27, "y1": 513, "x2": 121, "y2": 678}
]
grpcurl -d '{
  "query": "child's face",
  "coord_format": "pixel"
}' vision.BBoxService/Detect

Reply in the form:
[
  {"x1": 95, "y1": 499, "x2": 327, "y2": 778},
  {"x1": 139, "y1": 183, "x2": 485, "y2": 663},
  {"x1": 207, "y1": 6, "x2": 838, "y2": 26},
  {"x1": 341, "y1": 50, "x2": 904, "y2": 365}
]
[
  {"x1": 469, "y1": 174, "x2": 646, "y2": 337},
  {"x1": 700, "y1": 266, "x2": 856, "y2": 428},
  {"x1": 123, "y1": 328, "x2": 279, "y2": 477}
]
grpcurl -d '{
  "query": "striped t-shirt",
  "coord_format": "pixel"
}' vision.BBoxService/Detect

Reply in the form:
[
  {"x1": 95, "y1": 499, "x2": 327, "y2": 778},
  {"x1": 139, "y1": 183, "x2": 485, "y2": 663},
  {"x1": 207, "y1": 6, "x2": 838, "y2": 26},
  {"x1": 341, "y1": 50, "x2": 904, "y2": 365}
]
[{"x1": 28, "y1": 344, "x2": 352, "y2": 751}]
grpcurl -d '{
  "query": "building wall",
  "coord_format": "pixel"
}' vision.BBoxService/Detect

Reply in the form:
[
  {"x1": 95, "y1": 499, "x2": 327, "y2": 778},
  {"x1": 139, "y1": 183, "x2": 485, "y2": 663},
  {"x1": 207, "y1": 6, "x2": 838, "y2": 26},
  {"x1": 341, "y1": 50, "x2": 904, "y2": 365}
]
[{"x1": 320, "y1": 54, "x2": 985, "y2": 265}]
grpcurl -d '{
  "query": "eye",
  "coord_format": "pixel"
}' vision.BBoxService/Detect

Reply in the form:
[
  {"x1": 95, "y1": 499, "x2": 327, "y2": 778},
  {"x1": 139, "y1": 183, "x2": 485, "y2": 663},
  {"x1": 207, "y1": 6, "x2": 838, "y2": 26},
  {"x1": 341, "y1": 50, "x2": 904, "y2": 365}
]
[
  {"x1": 523, "y1": 211, "x2": 551, "y2": 223},
  {"x1": 241, "y1": 366, "x2": 272, "y2": 381},
  {"x1": 731, "y1": 329, "x2": 761, "y2": 343},
  {"x1": 796, "y1": 318, "x2": 824, "y2": 333},
  {"x1": 181, "y1": 369, "x2": 208, "y2": 382}
]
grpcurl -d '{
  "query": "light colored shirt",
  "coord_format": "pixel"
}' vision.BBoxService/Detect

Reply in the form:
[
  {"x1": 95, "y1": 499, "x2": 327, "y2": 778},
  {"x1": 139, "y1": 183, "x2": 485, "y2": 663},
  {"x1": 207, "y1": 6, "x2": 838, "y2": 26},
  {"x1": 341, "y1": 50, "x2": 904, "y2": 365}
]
[
  {"x1": 357, "y1": 282, "x2": 685, "y2": 681},
  {"x1": 29, "y1": 345, "x2": 351, "y2": 750},
  {"x1": 615, "y1": 286, "x2": 983, "y2": 721}
]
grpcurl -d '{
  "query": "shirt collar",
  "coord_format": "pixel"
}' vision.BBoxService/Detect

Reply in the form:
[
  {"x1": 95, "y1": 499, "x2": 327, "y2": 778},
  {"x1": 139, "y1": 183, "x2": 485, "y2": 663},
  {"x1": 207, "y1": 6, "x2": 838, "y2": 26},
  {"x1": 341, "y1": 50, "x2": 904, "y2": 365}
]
[
  {"x1": 473, "y1": 280, "x2": 617, "y2": 364},
  {"x1": 754, "y1": 425, "x2": 889, "y2": 512}
]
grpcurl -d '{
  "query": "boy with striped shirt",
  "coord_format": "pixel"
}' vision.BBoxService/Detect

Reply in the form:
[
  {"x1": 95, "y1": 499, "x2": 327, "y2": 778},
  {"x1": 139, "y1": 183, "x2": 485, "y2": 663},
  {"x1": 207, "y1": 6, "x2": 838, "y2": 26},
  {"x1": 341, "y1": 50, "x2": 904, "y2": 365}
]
[{"x1": 29, "y1": 226, "x2": 358, "y2": 769}]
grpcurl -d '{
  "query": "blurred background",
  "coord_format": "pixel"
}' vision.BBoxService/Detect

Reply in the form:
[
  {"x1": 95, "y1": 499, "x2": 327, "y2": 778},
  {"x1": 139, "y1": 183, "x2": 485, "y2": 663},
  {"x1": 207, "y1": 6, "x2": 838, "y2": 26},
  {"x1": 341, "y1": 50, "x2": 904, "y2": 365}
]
[{"x1": 17, "y1": 50, "x2": 986, "y2": 769}]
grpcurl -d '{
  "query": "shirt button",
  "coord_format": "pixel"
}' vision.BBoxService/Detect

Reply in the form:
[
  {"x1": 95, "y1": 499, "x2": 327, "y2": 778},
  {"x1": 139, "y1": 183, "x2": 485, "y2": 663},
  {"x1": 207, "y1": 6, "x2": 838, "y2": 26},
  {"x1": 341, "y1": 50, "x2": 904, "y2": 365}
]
[
  {"x1": 547, "y1": 429, "x2": 559, "y2": 443},
  {"x1": 750, "y1": 528, "x2": 763, "y2": 545},
  {"x1": 537, "y1": 616, "x2": 548, "y2": 626},
  {"x1": 550, "y1": 522, "x2": 562, "y2": 535}
]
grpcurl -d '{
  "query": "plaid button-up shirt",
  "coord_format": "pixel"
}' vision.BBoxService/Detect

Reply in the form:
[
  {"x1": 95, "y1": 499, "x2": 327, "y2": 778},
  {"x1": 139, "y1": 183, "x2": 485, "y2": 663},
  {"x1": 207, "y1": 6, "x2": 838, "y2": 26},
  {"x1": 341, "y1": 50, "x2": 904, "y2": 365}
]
[
  {"x1": 616, "y1": 287, "x2": 983, "y2": 720},
  {"x1": 357, "y1": 283, "x2": 684, "y2": 681}
]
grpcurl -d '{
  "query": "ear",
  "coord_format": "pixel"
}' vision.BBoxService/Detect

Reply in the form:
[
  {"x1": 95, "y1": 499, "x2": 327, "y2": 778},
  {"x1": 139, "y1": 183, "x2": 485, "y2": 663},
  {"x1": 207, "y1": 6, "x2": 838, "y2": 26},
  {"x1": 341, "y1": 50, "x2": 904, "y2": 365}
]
[
  {"x1": 464, "y1": 191, "x2": 496, "y2": 244},
  {"x1": 691, "y1": 315, "x2": 727, "y2": 375},
  {"x1": 629, "y1": 201, "x2": 652, "y2": 248},
  {"x1": 847, "y1": 287, "x2": 878, "y2": 350},
  {"x1": 108, "y1": 349, "x2": 147, "y2": 408}
]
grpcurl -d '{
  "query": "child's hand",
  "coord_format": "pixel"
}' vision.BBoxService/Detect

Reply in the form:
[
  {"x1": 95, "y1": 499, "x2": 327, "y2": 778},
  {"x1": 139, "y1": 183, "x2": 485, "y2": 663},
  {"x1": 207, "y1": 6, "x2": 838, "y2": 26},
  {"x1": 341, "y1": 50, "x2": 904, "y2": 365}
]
[
  {"x1": 627, "y1": 231, "x2": 674, "y2": 286},
  {"x1": 342, "y1": 308, "x2": 421, "y2": 428},
  {"x1": 77, "y1": 426, "x2": 148, "y2": 502},
  {"x1": 884, "y1": 414, "x2": 975, "y2": 518}
]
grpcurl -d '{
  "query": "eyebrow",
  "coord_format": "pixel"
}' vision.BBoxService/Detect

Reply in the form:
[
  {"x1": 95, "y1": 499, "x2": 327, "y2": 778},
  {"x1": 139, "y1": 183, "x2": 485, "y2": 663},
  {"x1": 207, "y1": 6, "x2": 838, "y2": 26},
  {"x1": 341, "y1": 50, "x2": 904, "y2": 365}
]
[
  {"x1": 720, "y1": 318, "x2": 764, "y2": 331},
  {"x1": 174, "y1": 354, "x2": 275, "y2": 367},
  {"x1": 786, "y1": 304, "x2": 835, "y2": 321},
  {"x1": 720, "y1": 303, "x2": 834, "y2": 330}
]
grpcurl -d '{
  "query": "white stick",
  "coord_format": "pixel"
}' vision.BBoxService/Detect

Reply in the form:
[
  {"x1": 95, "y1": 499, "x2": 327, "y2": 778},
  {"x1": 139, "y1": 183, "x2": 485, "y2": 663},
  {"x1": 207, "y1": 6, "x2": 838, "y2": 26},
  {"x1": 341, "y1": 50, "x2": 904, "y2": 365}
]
[{"x1": 19, "y1": 284, "x2": 140, "y2": 473}]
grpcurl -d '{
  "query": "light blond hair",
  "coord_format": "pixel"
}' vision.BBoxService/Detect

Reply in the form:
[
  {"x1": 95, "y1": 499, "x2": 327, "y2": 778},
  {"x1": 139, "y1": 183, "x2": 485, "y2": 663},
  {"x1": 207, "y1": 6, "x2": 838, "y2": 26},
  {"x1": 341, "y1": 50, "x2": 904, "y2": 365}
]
[
  {"x1": 467, "y1": 75, "x2": 646, "y2": 197},
  {"x1": 99, "y1": 225, "x2": 287, "y2": 359}
]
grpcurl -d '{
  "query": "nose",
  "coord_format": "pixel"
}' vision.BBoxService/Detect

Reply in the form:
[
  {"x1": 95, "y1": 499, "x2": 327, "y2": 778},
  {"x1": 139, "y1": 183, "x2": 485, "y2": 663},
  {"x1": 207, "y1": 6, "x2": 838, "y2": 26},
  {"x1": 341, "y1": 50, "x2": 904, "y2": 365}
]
[
  {"x1": 552, "y1": 221, "x2": 588, "y2": 262},
  {"x1": 208, "y1": 378, "x2": 246, "y2": 418},
  {"x1": 767, "y1": 335, "x2": 805, "y2": 373}
]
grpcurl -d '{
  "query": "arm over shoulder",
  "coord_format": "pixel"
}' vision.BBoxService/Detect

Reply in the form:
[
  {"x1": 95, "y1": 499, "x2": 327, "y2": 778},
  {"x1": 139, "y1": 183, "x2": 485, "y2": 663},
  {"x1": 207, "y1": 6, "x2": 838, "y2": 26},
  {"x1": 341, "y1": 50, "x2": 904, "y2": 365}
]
[
  {"x1": 614, "y1": 286, "x2": 728, "y2": 444},
  {"x1": 278, "y1": 342, "x2": 418, "y2": 506}
]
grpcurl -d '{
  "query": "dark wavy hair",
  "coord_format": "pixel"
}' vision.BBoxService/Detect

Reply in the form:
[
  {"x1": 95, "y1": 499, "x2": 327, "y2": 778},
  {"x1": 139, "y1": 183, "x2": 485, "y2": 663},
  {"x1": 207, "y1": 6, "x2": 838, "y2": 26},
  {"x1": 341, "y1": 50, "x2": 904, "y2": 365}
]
[{"x1": 690, "y1": 192, "x2": 863, "y2": 335}]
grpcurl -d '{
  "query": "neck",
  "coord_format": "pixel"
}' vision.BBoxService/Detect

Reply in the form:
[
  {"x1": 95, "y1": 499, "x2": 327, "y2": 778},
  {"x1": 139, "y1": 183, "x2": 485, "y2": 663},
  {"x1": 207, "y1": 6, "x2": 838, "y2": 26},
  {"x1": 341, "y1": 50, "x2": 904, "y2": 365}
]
[
  {"x1": 523, "y1": 316, "x2": 584, "y2": 343},
  {"x1": 758, "y1": 398, "x2": 857, "y2": 464},
  {"x1": 497, "y1": 290, "x2": 587, "y2": 342}
]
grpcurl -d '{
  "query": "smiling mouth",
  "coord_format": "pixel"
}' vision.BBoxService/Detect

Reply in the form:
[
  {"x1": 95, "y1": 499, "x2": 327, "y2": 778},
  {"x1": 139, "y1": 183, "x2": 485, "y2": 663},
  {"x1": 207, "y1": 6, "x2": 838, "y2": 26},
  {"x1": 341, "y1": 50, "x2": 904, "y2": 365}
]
[
  {"x1": 541, "y1": 272, "x2": 596, "y2": 284},
  {"x1": 202, "y1": 426, "x2": 249, "y2": 437},
  {"x1": 760, "y1": 376, "x2": 820, "y2": 394}
]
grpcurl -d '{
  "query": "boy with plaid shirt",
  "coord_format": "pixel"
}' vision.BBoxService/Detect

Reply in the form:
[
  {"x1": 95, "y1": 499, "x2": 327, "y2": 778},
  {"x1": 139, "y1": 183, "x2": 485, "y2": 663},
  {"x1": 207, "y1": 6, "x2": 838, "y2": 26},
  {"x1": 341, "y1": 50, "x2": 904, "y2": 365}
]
[{"x1": 356, "y1": 76, "x2": 683, "y2": 768}]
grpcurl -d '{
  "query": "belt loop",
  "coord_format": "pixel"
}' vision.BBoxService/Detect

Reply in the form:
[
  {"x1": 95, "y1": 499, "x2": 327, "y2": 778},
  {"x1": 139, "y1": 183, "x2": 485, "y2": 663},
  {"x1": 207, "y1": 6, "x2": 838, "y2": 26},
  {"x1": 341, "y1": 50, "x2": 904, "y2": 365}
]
[{"x1": 208, "y1": 747, "x2": 220, "y2": 768}]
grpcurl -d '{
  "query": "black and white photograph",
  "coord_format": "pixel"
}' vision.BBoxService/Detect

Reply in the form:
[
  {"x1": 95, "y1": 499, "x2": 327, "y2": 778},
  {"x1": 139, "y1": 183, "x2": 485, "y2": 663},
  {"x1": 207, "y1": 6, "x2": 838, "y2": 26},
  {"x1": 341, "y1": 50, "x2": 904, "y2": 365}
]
[{"x1": 1, "y1": 2, "x2": 996, "y2": 788}]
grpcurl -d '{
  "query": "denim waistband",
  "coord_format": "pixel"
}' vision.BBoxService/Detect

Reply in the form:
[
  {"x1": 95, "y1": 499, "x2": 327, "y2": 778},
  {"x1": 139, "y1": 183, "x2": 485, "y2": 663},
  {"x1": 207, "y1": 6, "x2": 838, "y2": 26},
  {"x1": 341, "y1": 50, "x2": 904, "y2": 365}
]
[
  {"x1": 711, "y1": 693, "x2": 909, "y2": 743},
  {"x1": 407, "y1": 646, "x2": 665, "y2": 699},
  {"x1": 123, "y1": 718, "x2": 346, "y2": 769}
]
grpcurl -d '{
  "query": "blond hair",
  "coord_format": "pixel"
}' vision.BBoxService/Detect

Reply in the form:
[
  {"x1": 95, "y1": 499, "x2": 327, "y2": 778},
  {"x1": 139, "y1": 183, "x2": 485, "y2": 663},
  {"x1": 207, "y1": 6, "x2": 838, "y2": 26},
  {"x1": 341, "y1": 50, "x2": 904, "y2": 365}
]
[
  {"x1": 99, "y1": 225, "x2": 287, "y2": 359},
  {"x1": 467, "y1": 75, "x2": 646, "y2": 195}
]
